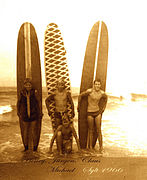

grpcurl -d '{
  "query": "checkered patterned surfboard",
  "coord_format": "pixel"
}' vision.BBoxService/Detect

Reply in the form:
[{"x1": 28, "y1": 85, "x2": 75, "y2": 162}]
[{"x1": 44, "y1": 23, "x2": 72, "y2": 131}]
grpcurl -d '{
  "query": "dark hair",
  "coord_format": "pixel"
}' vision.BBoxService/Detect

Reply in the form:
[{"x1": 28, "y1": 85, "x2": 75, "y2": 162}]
[
  {"x1": 56, "y1": 79, "x2": 65, "y2": 88},
  {"x1": 94, "y1": 79, "x2": 101, "y2": 84},
  {"x1": 24, "y1": 78, "x2": 32, "y2": 85}
]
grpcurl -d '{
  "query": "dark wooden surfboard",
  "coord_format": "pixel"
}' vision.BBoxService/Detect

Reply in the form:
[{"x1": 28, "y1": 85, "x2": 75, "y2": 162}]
[
  {"x1": 78, "y1": 21, "x2": 108, "y2": 149},
  {"x1": 17, "y1": 22, "x2": 42, "y2": 150},
  {"x1": 92, "y1": 22, "x2": 108, "y2": 147}
]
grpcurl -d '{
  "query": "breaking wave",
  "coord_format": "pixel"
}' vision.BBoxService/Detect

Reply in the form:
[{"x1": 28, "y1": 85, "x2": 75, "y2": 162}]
[{"x1": 0, "y1": 105, "x2": 13, "y2": 115}]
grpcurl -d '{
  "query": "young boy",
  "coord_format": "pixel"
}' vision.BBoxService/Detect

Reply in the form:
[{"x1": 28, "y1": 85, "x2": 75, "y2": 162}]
[
  {"x1": 45, "y1": 79, "x2": 75, "y2": 130},
  {"x1": 49, "y1": 114, "x2": 80, "y2": 155}
]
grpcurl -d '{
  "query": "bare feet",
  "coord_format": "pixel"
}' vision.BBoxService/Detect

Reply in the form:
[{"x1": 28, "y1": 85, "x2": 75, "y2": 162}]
[
  {"x1": 99, "y1": 148, "x2": 104, "y2": 154},
  {"x1": 89, "y1": 148, "x2": 96, "y2": 153},
  {"x1": 59, "y1": 151, "x2": 63, "y2": 156}
]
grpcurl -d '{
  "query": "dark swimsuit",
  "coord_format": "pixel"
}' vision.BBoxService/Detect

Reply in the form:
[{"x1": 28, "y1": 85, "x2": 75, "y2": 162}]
[
  {"x1": 54, "y1": 111, "x2": 67, "y2": 119},
  {"x1": 87, "y1": 111, "x2": 101, "y2": 118}
]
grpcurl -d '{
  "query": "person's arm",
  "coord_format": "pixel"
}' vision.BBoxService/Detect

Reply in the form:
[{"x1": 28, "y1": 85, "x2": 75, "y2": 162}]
[
  {"x1": 45, "y1": 94, "x2": 55, "y2": 117},
  {"x1": 34, "y1": 89, "x2": 43, "y2": 119},
  {"x1": 71, "y1": 125, "x2": 81, "y2": 150},
  {"x1": 102, "y1": 93, "x2": 108, "y2": 112},
  {"x1": 67, "y1": 92, "x2": 75, "y2": 118},
  {"x1": 49, "y1": 126, "x2": 62, "y2": 153},
  {"x1": 17, "y1": 92, "x2": 22, "y2": 117},
  {"x1": 77, "y1": 89, "x2": 92, "y2": 112},
  {"x1": 98, "y1": 93, "x2": 108, "y2": 114}
]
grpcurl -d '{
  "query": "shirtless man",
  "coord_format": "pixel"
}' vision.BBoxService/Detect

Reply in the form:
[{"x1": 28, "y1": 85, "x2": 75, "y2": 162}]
[
  {"x1": 78, "y1": 79, "x2": 107, "y2": 152},
  {"x1": 45, "y1": 79, "x2": 75, "y2": 130},
  {"x1": 49, "y1": 114, "x2": 80, "y2": 155}
]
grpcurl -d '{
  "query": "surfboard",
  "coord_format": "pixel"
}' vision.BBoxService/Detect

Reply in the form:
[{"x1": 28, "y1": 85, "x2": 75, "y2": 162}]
[
  {"x1": 44, "y1": 23, "x2": 73, "y2": 132},
  {"x1": 78, "y1": 21, "x2": 108, "y2": 149},
  {"x1": 17, "y1": 22, "x2": 42, "y2": 150}
]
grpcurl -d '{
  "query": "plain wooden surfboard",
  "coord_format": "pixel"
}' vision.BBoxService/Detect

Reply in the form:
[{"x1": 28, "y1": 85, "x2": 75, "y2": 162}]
[
  {"x1": 78, "y1": 21, "x2": 108, "y2": 149},
  {"x1": 17, "y1": 22, "x2": 42, "y2": 150}
]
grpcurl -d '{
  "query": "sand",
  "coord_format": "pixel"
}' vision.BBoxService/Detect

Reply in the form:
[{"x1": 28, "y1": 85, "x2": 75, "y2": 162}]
[{"x1": 0, "y1": 156, "x2": 147, "y2": 180}]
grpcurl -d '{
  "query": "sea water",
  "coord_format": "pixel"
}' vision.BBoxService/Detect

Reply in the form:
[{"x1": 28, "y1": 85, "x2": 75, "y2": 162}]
[{"x1": 0, "y1": 87, "x2": 147, "y2": 162}]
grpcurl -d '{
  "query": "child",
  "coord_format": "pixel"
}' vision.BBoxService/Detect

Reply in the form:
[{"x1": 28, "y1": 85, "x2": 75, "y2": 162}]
[
  {"x1": 45, "y1": 79, "x2": 75, "y2": 131},
  {"x1": 49, "y1": 114, "x2": 80, "y2": 155}
]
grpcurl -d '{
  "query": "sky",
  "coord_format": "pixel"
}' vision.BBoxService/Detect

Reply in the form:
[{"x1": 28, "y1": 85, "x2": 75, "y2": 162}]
[{"x1": 0, "y1": 0, "x2": 147, "y2": 96}]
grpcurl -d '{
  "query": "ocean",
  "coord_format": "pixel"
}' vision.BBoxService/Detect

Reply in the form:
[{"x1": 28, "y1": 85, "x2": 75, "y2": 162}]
[{"x1": 0, "y1": 87, "x2": 147, "y2": 163}]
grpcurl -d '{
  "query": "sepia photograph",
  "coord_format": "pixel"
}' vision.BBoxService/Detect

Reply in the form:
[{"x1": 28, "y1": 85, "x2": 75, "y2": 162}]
[{"x1": 0, "y1": 0, "x2": 147, "y2": 179}]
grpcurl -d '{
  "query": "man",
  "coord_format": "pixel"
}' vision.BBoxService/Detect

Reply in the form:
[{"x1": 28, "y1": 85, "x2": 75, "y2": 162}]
[
  {"x1": 45, "y1": 79, "x2": 75, "y2": 130},
  {"x1": 78, "y1": 79, "x2": 107, "y2": 153},
  {"x1": 17, "y1": 78, "x2": 42, "y2": 151}
]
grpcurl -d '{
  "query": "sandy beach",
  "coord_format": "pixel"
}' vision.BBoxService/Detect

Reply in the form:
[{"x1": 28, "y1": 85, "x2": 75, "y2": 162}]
[
  {"x1": 1, "y1": 156, "x2": 147, "y2": 179},
  {"x1": 1, "y1": 87, "x2": 147, "y2": 179}
]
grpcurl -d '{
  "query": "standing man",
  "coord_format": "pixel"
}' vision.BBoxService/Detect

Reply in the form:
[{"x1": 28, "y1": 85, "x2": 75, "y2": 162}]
[
  {"x1": 17, "y1": 78, "x2": 42, "y2": 151},
  {"x1": 78, "y1": 79, "x2": 107, "y2": 153}
]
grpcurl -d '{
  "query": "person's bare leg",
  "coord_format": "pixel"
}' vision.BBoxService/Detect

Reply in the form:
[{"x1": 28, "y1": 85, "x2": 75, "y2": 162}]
[
  {"x1": 55, "y1": 117, "x2": 62, "y2": 128},
  {"x1": 22, "y1": 121, "x2": 29, "y2": 151},
  {"x1": 31, "y1": 120, "x2": 38, "y2": 151},
  {"x1": 95, "y1": 114, "x2": 103, "y2": 152},
  {"x1": 87, "y1": 116, "x2": 94, "y2": 150},
  {"x1": 55, "y1": 117, "x2": 62, "y2": 151},
  {"x1": 65, "y1": 141, "x2": 72, "y2": 154},
  {"x1": 56, "y1": 131, "x2": 63, "y2": 155}
]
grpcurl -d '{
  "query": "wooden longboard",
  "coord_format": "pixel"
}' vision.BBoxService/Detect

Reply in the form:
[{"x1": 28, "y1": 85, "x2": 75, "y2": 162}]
[
  {"x1": 78, "y1": 21, "x2": 108, "y2": 149},
  {"x1": 44, "y1": 23, "x2": 72, "y2": 131},
  {"x1": 17, "y1": 22, "x2": 42, "y2": 150}
]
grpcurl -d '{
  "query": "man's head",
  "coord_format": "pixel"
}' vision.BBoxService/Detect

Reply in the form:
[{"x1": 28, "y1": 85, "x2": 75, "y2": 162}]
[
  {"x1": 62, "y1": 114, "x2": 70, "y2": 128},
  {"x1": 56, "y1": 79, "x2": 65, "y2": 92},
  {"x1": 93, "y1": 79, "x2": 101, "y2": 91},
  {"x1": 24, "y1": 78, "x2": 32, "y2": 91}
]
